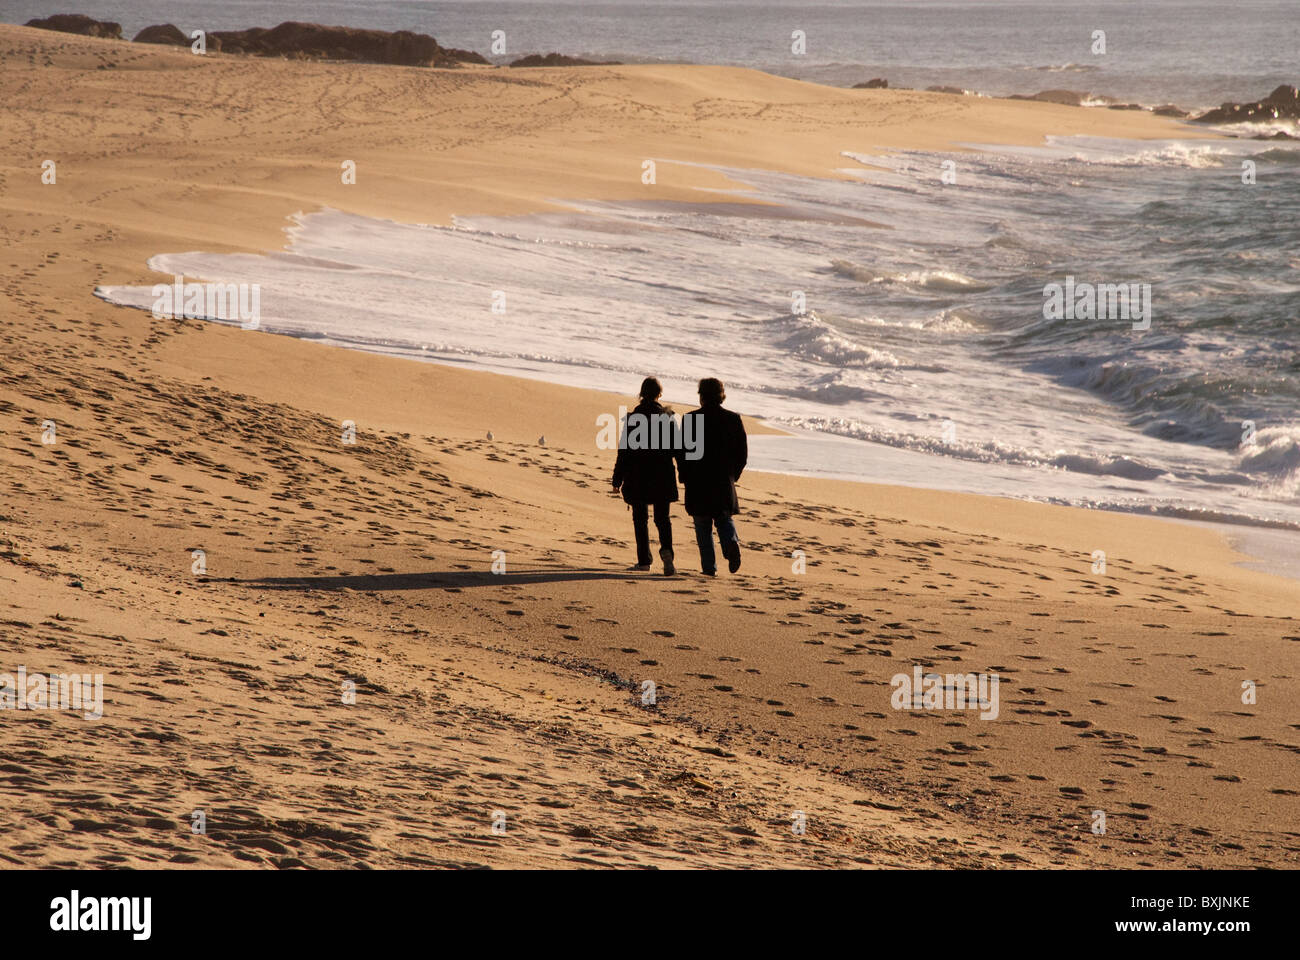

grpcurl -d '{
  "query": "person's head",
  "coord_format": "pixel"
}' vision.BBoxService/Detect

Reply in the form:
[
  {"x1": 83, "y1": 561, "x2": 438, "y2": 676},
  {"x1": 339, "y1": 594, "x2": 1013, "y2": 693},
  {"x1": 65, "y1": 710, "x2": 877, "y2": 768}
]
[
  {"x1": 698, "y1": 377, "x2": 725, "y2": 406},
  {"x1": 639, "y1": 376, "x2": 663, "y2": 402}
]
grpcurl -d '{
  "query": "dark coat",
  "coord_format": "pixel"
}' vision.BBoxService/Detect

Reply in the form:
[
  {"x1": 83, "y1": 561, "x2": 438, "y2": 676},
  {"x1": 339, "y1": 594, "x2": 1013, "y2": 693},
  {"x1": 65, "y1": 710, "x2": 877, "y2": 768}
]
[
  {"x1": 678, "y1": 403, "x2": 748, "y2": 517},
  {"x1": 612, "y1": 400, "x2": 680, "y2": 505}
]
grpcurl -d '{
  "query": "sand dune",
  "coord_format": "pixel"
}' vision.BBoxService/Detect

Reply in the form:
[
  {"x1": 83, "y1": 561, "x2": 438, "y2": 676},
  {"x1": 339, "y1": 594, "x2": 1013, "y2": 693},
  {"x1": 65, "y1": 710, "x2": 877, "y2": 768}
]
[{"x1": 2, "y1": 25, "x2": 1296, "y2": 869}]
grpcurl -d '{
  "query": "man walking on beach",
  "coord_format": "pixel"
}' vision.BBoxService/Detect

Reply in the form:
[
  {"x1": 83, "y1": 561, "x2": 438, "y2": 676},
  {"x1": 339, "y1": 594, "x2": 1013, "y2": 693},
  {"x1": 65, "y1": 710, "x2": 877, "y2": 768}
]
[{"x1": 679, "y1": 378, "x2": 747, "y2": 576}]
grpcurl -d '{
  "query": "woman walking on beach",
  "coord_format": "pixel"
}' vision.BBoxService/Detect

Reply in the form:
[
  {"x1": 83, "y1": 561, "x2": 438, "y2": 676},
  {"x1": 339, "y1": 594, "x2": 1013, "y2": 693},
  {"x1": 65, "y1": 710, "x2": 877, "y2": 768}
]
[{"x1": 612, "y1": 377, "x2": 679, "y2": 575}]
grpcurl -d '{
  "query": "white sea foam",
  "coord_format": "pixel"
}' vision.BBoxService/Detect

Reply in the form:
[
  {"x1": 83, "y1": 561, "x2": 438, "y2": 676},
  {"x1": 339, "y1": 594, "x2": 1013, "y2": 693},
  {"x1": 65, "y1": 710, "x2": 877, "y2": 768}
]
[
  {"x1": 831, "y1": 259, "x2": 992, "y2": 291},
  {"x1": 1030, "y1": 135, "x2": 1300, "y2": 169}
]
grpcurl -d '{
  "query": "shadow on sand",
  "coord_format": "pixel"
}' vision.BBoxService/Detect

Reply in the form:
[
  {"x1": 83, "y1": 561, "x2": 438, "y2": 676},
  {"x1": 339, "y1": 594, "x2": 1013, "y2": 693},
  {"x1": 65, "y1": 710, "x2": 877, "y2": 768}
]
[{"x1": 233, "y1": 567, "x2": 645, "y2": 592}]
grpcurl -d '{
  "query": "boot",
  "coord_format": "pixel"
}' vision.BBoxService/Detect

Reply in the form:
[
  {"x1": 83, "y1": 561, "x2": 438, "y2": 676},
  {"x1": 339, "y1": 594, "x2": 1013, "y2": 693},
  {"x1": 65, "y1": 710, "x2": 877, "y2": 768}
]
[{"x1": 660, "y1": 546, "x2": 676, "y2": 576}]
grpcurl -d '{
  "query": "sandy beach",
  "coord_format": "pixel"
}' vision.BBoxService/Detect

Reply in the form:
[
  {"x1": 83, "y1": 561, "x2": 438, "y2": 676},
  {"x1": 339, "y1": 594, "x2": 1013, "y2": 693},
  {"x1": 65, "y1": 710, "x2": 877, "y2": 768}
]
[{"x1": 2, "y1": 23, "x2": 1297, "y2": 870}]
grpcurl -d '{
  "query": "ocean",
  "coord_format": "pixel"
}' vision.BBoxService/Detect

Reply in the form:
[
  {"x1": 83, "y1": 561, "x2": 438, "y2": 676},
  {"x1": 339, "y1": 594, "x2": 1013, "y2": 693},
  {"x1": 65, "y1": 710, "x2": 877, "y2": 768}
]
[{"x1": 36, "y1": 2, "x2": 1299, "y2": 539}]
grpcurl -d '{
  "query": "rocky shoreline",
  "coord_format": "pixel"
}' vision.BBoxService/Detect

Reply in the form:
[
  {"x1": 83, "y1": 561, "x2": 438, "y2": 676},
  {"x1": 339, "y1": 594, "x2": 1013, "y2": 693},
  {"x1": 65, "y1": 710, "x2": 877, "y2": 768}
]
[
  {"x1": 22, "y1": 13, "x2": 616, "y2": 69},
  {"x1": 851, "y1": 78, "x2": 1299, "y2": 137},
  {"x1": 21, "y1": 12, "x2": 1298, "y2": 134}
]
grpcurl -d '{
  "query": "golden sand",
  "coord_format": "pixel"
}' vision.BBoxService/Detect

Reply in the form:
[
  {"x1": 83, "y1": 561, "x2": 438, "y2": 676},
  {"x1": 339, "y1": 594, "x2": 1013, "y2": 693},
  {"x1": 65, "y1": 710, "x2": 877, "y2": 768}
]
[{"x1": 1, "y1": 25, "x2": 1295, "y2": 869}]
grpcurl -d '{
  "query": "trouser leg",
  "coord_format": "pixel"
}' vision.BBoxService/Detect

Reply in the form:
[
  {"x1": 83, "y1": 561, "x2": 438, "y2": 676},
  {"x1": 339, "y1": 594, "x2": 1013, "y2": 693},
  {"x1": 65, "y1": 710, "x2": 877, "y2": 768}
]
[
  {"x1": 715, "y1": 514, "x2": 738, "y2": 553},
  {"x1": 653, "y1": 502, "x2": 673, "y2": 556},
  {"x1": 632, "y1": 503, "x2": 651, "y2": 566},
  {"x1": 716, "y1": 515, "x2": 740, "y2": 571},
  {"x1": 692, "y1": 515, "x2": 715, "y2": 572}
]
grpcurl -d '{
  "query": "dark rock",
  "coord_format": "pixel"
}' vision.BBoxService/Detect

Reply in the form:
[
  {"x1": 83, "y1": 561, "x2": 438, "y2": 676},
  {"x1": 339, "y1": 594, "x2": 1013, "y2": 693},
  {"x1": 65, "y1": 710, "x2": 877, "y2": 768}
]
[
  {"x1": 508, "y1": 53, "x2": 619, "y2": 68},
  {"x1": 133, "y1": 24, "x2": 188, "y2": 46},
  {"x1": 1107, "y1": 103, "x2": 1145, "y2": 111},
  {"x1": 436, "y1": 47, "x2": 489, "y2": 66},
  {"x1": 926, "y1": 85, "x2": 971, "y2": 96},
  {"x1": 25, "y1": 13, "x2": 122, "y2": 39},
  {"x1": 1152, "y1": 104, "x2": 1190, "y2": 118},
  {"x1": 207, "y1": 21, "x2": 482, "y2": 67},
  {"x1": 1193, "y1": 84, "x2": 1300, "y2": 125},
  {"x1": 852, "y1": 77, "x2": 888, "y2": 89}
]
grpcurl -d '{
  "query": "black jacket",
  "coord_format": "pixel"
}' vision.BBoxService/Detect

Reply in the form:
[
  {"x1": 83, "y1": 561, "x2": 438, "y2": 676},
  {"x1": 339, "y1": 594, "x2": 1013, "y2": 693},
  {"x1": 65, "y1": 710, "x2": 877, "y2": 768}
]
[
  {"x1": 678, "y1": 403, "x2": 747, "y2": 517},
  {"x1": 612, "y1": 400, "x2": 680, "y2": 505}
]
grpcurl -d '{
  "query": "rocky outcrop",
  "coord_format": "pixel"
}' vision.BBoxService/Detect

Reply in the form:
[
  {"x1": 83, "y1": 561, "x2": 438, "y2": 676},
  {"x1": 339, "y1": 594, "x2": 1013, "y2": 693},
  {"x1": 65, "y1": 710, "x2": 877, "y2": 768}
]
[
  {"x1": 1192, "y1": 85, "x2": 1300, "y2": 125},
  {"x1": 437, "y1": 46, "x2": 489, "y2": 66},
  {"x1": 1153, "y1": 104, "x2": 1190, "y2": 118},
  {"x1": 24, "y1": 13, "x2": 121, "y2": 39},
  {"x1": 852, "y1": 78, "x2": 888, "y2": 89},
  {"x1": 31, "y1": 15, "x2": 489, "y2": 67},
  {"x1": 508, "y1": 53, "x2": 617, "y2": 67},
  {"x1": 210, "y1": 22, "x2": 428, "y2": 64},
  {"x1": 132, "y1": 24, "x2": 188, "y2": 46},
  {"x1": 206, "y1": 21, "x2": 485, "y2": 67}
]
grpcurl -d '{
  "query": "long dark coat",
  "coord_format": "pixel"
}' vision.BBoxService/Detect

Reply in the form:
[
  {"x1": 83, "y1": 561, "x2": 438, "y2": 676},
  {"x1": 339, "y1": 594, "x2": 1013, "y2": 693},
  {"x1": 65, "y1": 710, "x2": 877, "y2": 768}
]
[
  {"x1": 612, "y1": 400, "x2": 680, "y2": 505},
  {"x1": 678, "y1": 404, "x2": 748, "y2": 517}
]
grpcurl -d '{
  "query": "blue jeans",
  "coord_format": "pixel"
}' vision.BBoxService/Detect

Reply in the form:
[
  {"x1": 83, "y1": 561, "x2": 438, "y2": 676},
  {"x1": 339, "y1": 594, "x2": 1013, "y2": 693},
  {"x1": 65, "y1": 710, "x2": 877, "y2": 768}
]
[
  {"x1": 632, "y1": 502, "x2": 673, "y2": 566},
  {"x1": 692, "y1": 514, "x2": 738, "y2": 573}
]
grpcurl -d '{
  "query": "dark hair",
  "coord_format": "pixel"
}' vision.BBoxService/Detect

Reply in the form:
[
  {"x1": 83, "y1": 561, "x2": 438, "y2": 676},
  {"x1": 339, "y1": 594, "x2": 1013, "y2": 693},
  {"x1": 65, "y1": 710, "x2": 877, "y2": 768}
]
[
  {"x1": 639, "y1": 377, "x2": 663, "y2": 401},
  {"x1": 698, "y1": 377, "x2": 725, "y2": 405}
]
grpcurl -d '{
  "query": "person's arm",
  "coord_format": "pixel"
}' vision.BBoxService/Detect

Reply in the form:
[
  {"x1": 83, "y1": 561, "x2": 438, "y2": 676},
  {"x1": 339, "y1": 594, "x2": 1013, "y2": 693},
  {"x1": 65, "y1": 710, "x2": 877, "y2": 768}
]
[
  {"x1": 612, "y1": 423, "x2": 628, "y2": 491},
  {"x1": 670, "y1": 415, "x2": 684, "y2": 479},
  {"x1": 673, "y1": 412, "x2": 690, "y2": 474},
  {"x1": 733, "y1": 414, "x2": 748, "y2": 482}
]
